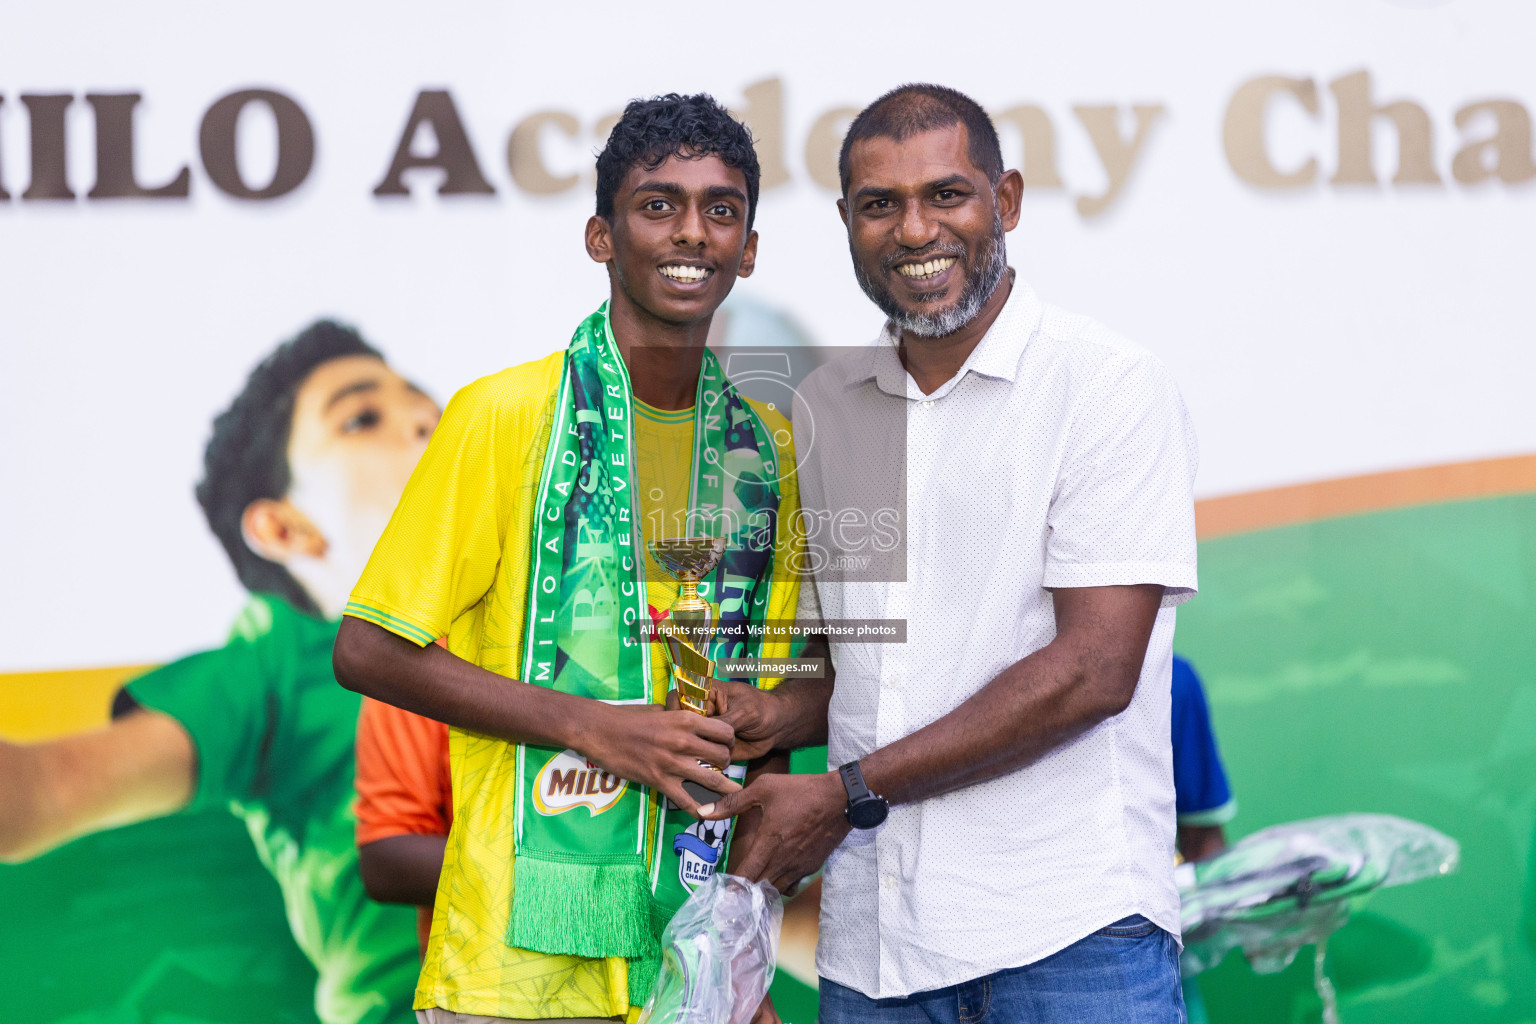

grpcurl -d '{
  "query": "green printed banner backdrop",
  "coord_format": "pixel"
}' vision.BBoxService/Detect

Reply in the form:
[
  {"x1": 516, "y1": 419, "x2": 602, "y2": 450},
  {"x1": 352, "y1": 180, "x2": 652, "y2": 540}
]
[
  {"x1": 4, "y1": 2, "x2": 1536, "y2": 1022},
  {"x1": 1179, "y1": 494, "x2": 1536, "y2": 1021}
]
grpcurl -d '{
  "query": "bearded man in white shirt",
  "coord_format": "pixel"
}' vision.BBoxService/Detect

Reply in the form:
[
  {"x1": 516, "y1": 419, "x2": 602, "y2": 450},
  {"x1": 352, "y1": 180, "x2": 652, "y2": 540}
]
[{"x1": 699, "y1": 83, "x2": 1198, "y2": 1024}]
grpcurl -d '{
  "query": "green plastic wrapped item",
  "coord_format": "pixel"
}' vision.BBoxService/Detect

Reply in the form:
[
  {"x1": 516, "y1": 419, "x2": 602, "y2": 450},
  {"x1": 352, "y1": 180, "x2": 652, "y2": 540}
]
[
  {"x1": 1177, "y1": 814, "x2": 1459, "y2": 1024},
  {"x1": 638, "y1": 872, "x2": 783, "y2": 1024}
]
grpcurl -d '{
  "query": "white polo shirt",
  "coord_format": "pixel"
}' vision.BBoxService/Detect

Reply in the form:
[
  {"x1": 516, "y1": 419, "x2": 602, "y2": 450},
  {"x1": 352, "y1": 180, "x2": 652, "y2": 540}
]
[{"x1": 796, "y1": 279, "x2": 1198, "y2": 999}]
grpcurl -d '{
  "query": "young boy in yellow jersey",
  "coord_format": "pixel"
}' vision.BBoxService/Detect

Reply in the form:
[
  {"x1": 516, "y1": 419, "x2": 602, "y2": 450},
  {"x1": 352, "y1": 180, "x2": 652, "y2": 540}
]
[{"x1": 333, "y1": 94, "x2": 800, "y2": 1023}]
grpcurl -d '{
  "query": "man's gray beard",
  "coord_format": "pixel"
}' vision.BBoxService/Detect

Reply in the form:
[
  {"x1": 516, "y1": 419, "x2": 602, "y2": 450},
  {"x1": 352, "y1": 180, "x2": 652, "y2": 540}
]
[{"x1": 853, "y1": 212, "x2": 1009, "y2": 339}]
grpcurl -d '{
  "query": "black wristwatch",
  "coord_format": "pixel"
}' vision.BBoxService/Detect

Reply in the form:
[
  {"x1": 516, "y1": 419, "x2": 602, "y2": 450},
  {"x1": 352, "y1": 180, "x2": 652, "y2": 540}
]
[{"x1": 838, "y1": 760, "x2": 889, "y2": 830}]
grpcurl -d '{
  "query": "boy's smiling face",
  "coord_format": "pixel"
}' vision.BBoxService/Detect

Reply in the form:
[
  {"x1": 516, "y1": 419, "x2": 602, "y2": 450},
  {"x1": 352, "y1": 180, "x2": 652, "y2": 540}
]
[
  {"x1": 243, "y1": 355, "x2": 440, "y2": 618},
  {"x1": 591, "y1": 152, "x2": 758, "y2": 330}
]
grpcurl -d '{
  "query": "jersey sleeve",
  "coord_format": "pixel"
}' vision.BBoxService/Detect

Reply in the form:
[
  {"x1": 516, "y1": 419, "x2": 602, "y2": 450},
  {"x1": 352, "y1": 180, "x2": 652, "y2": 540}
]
[
  {"x1": 346, "y1": 377, "x2": 517, "y2": 646},
  {"x1": 354, "y1": 695, "x2": 453, "y2": 846},
  {"x1": 1043, "y1": 350, "x2": 1199, "y2": 607},
  {"x1": 1171, "y1": 657, "x2": 1237, "y2": 825},
  {"x1": 124, "y1": 640, "x2": 270, "y2": 812}
]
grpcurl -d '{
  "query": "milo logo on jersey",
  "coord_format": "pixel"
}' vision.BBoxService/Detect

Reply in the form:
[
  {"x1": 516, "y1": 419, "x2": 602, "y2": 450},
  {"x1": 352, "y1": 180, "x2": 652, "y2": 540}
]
[
  {"x1": 532, "y1": 748, "x2": 628, "y2": 816},
  {"x1": 671, "y1": 763, "x2": 749, "y2": 892}
]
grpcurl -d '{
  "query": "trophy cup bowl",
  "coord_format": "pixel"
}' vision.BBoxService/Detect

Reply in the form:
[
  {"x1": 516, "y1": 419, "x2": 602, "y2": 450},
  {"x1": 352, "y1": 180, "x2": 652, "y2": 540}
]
[
  {"x1": 648, "y1": 535, "x2": 727, "y2": 580},
  {"x1": 648, "y1": 536, "x2": 728, "y2": 802}
]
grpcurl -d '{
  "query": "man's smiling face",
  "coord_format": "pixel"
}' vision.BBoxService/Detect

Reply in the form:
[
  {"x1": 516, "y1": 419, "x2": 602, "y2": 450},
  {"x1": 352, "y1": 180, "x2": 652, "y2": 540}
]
[
  {"x1": 603, "y1": 151, "x2": 758, "y2": 329},
  {"x1": 840, "y1": 123, "x2": 1013, "y2": 338}
]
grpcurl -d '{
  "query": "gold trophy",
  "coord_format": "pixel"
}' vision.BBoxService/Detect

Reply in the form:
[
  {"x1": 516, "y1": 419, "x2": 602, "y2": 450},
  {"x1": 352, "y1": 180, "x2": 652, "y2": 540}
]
[{"x1": 647, "y1": 536, "x2": 728, "y2": 803}]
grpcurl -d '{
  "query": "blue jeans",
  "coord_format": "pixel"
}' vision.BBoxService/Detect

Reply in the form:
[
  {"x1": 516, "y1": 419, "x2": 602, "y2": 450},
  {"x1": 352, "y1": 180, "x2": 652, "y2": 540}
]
[{"x1": 818, "y1": 915, "x2": 1185, "y2": 1024}]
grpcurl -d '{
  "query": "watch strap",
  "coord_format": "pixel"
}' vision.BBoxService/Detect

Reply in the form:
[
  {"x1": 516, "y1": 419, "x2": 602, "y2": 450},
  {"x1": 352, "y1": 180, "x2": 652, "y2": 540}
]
[{"x1": 838, "y1": 760, "x2": 872, "y2": 804}]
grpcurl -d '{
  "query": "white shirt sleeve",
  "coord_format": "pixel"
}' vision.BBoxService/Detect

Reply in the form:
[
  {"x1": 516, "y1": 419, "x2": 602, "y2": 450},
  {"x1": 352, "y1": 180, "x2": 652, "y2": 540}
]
[{"x1": 1042, "y1": 349, "x2": 1199, "y2": 607}]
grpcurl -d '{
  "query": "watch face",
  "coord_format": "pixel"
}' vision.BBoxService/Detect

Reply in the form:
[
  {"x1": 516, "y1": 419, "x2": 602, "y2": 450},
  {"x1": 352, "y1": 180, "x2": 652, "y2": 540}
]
[{"x1": 848, "y1": 797, "x2": 889, "y2": 830}]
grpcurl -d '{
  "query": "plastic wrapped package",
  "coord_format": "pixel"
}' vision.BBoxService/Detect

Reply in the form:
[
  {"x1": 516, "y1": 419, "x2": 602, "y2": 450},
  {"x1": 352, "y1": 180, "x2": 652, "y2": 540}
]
[
  {"x1": 1177, "y1": 814, "x2": 1459, "y2": 1024},
  {"x1": 1179, "y1": 813, "x2": 1459, "y2": 975},
  {"x1": 639, "y1": 873, "x2": 783, "y2": 1024}
]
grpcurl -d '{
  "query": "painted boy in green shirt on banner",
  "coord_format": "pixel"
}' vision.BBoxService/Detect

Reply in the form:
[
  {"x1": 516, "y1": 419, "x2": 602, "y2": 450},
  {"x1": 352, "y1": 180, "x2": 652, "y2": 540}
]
[
  {"x1": 333, "y1": 94, "x2": 801, "y2": 1023},
  {"x1": 0, "y1": 322, "x2": 437, "y2": 1024}
]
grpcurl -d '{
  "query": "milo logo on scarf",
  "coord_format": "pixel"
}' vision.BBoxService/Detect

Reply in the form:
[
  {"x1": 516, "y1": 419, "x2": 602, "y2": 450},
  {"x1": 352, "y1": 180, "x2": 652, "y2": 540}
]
[
  {"x1": 509, "y1": 303, "x2": 782, "y2": 1002},
  {"x1": 533, "y1": 749, "x2": 629, "y2": 816}
]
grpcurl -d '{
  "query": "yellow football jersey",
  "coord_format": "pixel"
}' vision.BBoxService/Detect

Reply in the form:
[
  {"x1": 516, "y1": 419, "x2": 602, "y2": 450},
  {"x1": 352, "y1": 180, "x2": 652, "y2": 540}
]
[{"x1": 346, "y1": 351, "x2": 801, "y2": 1019}]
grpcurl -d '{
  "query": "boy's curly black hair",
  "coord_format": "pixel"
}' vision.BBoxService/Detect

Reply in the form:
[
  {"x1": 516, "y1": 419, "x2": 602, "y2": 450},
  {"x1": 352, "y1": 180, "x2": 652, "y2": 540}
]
[
  {"x1": 195, "y1": 320, "x2": 380, "y2": 617},
  {"x1": 595, "y1": 93, "x2": 761, "y2": 229}
]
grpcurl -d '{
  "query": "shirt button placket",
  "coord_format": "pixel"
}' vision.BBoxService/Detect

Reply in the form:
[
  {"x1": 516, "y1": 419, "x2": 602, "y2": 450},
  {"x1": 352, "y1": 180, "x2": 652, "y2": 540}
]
[{"x1": 878, "y1": 851, "x2": 900, "y2": 995}]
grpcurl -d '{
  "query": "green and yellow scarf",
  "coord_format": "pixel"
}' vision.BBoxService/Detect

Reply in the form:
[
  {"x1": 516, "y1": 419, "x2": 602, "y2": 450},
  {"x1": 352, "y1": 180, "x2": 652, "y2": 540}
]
[{"x1": 510, "y1": 302, "x2": 781, "y2": 1002}]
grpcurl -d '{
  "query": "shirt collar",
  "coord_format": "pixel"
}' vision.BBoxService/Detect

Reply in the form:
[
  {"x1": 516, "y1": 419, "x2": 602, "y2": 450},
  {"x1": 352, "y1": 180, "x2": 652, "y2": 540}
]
[{"x1": 846, "y1": 271, "x2": 1043, "y2": 399}]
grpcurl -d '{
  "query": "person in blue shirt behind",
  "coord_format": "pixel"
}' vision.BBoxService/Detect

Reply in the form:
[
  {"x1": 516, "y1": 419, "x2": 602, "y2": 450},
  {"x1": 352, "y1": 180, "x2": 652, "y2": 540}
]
[
  {"x1": 1172, "y1": 654, "x2": 1237, "y2": 862},
  {"x1": 1171, "y1": 654, "x2": 1236, "y2": 1024}
]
